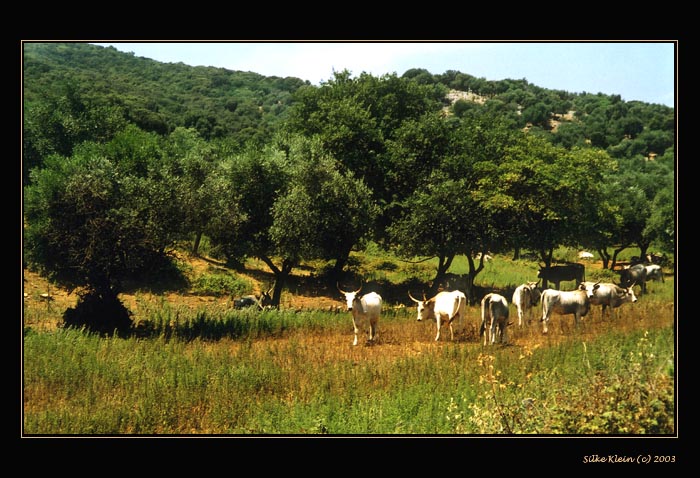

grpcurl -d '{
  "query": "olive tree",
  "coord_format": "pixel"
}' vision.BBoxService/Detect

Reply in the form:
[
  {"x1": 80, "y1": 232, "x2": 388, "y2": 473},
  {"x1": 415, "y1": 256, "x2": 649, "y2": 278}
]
[
  {"x1": 24, "y1": 141, "x2": 177, "y2": 335},
  {"x1": 209, "y1": 136, "x2": 379, "y2": 306}
]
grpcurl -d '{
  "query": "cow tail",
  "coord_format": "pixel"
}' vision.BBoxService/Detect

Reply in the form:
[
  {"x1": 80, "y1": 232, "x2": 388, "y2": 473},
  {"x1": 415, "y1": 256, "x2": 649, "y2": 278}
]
[{"x1": 480, "y1": 296, "x2": 488, "y2": 336}]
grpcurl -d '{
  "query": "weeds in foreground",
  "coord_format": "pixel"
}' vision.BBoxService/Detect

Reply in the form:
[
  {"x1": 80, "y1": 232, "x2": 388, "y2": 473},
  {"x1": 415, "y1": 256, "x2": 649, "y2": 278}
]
[{"x1": 465, "y1": 331, "x2": 674, "y2": 434}]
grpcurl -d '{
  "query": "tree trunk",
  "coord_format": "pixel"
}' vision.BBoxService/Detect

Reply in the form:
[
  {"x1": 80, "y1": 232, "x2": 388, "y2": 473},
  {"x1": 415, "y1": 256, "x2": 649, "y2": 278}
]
[
  {"x1": 258, "y1": 255, "x2": 294, "y2": 308},
  {"x1": 429, "y1": 253, "x2": 454, "y2": 297},
  {"x1": 638, "y1": 240, "x2": 651, "y2": 262},
  {"x1": 192, "y1": 231, "x2": 202, "y2": 256},
  {"x1": 610, "y1": 245, "x2": 629, "y2": 271},
  {"x1": 330, "y1": 247, "x2": 352, "y2": 284},
  {"x1": 598, "y1": 248, "x2": 611, "y2": 270},
  {"x1": 465, "y1": 253, "x2": 486, "y2": 305},
  {"x1": 512, "y1": 245, "x2": 521, "y2": 261},
  {"x1": 538, "y1": 248, "x2": 554, "y2": 289}
]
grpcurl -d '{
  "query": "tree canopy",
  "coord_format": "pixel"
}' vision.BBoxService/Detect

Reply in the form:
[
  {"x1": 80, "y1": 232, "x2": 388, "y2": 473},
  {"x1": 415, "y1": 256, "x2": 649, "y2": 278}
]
[{"x1": 23, "y1": 42, "x2": 676, "y2": 331}]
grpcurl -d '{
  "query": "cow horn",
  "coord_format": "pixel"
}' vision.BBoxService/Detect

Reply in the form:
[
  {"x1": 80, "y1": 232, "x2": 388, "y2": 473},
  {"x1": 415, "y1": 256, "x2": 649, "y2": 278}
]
[
  {"x1": 408, "y1": 291, "x2": 421, "y2": 303},
  {"x1": 337, "y1": 282, "x2": 346, "y2": 294}
]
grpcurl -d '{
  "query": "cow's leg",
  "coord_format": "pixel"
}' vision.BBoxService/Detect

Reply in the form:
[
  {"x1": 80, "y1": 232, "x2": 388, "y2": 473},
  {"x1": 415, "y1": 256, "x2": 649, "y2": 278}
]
[
  {"x1": 517, "y1": 307, "x2": 524, "y2": 327},
  {"x1": 541, "y1": 308, "x2": 549, "y2": 334},
  {"x1": 490, "y1": 318, "x2": 496, "y2": 345},
  {"x1": 352, "y1": 318, "x2": 359, "y2": 346},
  {"x1": 435, "y1": 315, "x2": 442, "y2": 341},
  {"x1": 369, "y1": 318, "x2": 377, "y2": 342},
  {"x1": 448, "y1": 318, "x2": 455, "y2": 341}
]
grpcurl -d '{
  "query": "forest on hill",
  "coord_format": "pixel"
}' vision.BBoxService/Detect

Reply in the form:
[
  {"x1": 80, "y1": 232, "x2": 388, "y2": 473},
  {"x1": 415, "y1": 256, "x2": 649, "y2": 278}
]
[{"x1": 22, "y1": 42, "x2": 675, "y2": 334}]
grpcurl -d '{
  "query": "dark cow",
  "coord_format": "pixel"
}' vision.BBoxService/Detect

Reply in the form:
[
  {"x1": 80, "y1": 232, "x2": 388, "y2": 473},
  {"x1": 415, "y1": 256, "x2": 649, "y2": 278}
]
[
  {"x1": 619, "y1": 264, "x2": 647, "y2": 294},
  {"x1": 537, "y1": 263, "x2": 585, "y2": 290}
]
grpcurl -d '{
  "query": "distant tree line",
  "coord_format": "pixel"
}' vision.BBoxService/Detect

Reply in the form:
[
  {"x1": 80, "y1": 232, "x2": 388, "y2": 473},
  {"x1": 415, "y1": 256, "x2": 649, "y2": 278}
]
[{"x1": 23, "y1": 44, "x2": 675, "y2": 334}]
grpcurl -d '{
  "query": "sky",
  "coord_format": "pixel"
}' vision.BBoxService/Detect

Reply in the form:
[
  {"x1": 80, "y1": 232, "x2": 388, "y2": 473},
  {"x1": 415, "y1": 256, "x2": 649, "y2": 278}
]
[{"x1": 92, "y1": 41, "x2": 676, "y2": 107}]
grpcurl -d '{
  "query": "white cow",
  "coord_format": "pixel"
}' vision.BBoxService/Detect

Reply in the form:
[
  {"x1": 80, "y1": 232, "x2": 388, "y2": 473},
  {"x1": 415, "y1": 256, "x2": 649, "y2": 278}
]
[
  {"x1": 578, "y1": 251, "x2": 594, "y2": 260},
  {"x1": 512, "y1": 281, "x2": 542, "y2": 326},
  {"x1": 540, "y1": 284, "x2": 590, "y2": 334},
  {"x1": 581, "y1": 281, "x2": 637, "y2": 319},
  {"x1": 337, "y1": 284, "x2": 382, "y2": 346},
  {"x1": 409, "y1": 290, "x2": 467, "y2": 341},
  {"x1": 644, "y1": 264, "x2": 664, "y2": 283},
  {"x1": 480, "y1": 293, "x2": 510, "y2": 345}
]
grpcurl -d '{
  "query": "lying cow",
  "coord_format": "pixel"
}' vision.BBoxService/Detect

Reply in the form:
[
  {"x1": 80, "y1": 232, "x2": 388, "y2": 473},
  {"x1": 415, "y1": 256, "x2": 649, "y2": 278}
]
[
  {"x1": 540, "y1": 284, "x2": 590, "y2": 334},
  {"x1": 409, "y1": 289, "x2": 467, "y2": 341},
  {"x1": 480, "y1": 293, "x2": 510, "y2": 345},
  {"x1": 581, "y1": 281, "x2": 637, "y2": 319},
  {"x1": 512, "y1": 281, "x2": 541, "y2": 326},
  {"x1": 233, "y1": 288, "x2": 274, "y2": 310}
]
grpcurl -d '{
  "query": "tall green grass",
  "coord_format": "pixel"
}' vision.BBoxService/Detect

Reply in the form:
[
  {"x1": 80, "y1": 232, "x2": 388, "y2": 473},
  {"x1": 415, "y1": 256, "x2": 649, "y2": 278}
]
[
  {"x1": 23, "y1": 247, "x2": 675, "y2": 435},
  {"x1": 24, "y1": 309, "x2": 674, "y2": 435}
]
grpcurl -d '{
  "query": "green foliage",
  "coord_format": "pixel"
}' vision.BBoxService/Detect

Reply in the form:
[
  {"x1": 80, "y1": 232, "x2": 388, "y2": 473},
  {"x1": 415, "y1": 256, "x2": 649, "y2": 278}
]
[
  {"x1": 191, "y1": 272, "x2": 253, "y2": 298},
  {"x1": 270, "y1": 137, "x2": 379, "y2": 276},
  {"x1": 24, "y1": 150, "x2": 174, "y2": 295},
  {"x1": 23, "y1": 79, "x2": 128, "y2": 183},
  {"x1": 23, "y1": 43, "x2": 675, "y2": 309},
  {"x1": 23, "y1": 42, "x2": 307, "y2": 151},
  {"x1": 285, "y1": 69, "x2": 444, "y2": 208}
]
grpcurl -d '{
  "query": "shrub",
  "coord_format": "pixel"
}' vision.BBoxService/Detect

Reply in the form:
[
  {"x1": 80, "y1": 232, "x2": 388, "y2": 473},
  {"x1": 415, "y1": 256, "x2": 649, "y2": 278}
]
[{"x1": 191, "y1": 272, "x2": 252, "y2": 297}]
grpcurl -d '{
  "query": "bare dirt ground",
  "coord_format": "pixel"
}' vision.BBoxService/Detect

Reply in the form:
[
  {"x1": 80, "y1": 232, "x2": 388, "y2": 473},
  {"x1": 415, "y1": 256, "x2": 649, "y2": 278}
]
[
  {"x1": 22, "y1": 252, "x2": 674, "y2": 356},
  {"x1": 22, "y1": 253, "x2": 344, "y2": 332}
]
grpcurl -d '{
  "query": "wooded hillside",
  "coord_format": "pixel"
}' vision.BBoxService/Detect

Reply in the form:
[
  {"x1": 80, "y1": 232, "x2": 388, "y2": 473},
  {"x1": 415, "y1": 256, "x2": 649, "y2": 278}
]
[{"x1": 22, "y1": 42, "x2": 675, "y2": 334}]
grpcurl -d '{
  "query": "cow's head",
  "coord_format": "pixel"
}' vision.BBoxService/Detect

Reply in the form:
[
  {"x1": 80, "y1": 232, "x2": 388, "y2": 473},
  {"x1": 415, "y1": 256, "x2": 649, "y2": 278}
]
[
  {"x1": 614, "y1": 283, "x2": 638, "y2": 303},
  {"x1": 526, "y1": 281, "x2": 541, "y2": 304},
  {"x1": 408, "y1": 291, "x2": 434, "y2": 321},
  {"x1": 338, "y1": 283, "x2": 362, "y2": 311},
  {"x1": 583, "y1": 281, "x2": 600, "y2": 298},
  {"x1": 259, "y1": 286, "x2": 274, "y2": 309}
]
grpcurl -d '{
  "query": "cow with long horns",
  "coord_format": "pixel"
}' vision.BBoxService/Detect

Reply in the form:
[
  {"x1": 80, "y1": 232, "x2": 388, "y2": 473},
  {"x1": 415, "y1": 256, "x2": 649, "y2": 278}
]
[
  {"x1": 409, "y1": 289, "x2": 467, "y2": 341},
  {"x1": 337, "y1": 283, "x2": 382, "y2": 346}
]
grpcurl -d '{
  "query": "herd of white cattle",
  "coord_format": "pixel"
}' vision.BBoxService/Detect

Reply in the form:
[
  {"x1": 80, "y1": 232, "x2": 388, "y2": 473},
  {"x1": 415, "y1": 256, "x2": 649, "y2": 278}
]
[{"x1": 337, "y1": 264, "x2": 665, "y2": 346}]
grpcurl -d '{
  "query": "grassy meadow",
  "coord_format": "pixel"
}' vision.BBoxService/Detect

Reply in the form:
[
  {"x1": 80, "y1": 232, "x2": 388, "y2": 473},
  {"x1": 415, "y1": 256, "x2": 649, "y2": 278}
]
[{"x1": 22, "y1": 247, "x2": 676, "y2": 435}]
